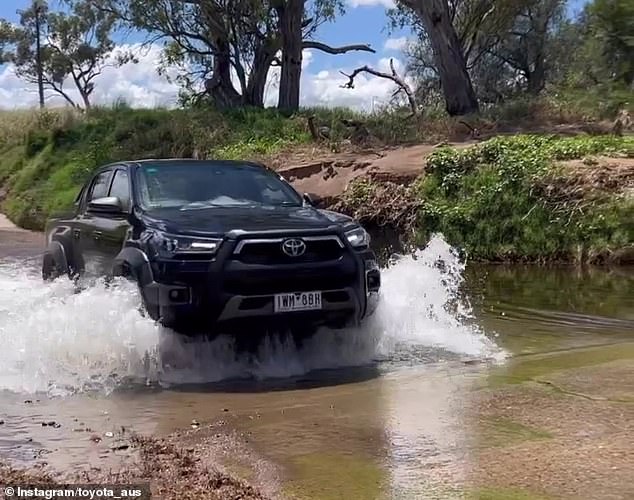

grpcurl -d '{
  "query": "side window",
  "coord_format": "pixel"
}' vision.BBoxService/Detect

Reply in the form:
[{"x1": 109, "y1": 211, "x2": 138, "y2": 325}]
[
  {"x1": 88, "y1": 171, "x2": 112, "y2": 202},
  {"x1": 109, "y1": 169, "x2": 131, "y2": 211}
]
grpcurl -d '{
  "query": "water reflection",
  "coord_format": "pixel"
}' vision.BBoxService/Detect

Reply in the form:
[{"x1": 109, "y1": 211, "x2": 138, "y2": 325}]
[
  {"x1": 2, "y1": 259, "x2": 633, "y2": 498},
  {"x1": 465, "y1": 265, "x2": 634, "y2": 354}
]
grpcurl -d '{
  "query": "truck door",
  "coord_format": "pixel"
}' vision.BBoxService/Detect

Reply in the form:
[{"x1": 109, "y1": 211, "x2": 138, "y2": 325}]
[
  {"x1": 94, "y1": 167, "x2": 132, "y2": 271},
  {"x1": 75, "y1": 169, "x2": 113, "y2": 277}
]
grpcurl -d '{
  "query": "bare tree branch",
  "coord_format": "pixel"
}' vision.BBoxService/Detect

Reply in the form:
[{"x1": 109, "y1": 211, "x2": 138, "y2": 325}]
[
  {"x1": 302, "y1": 41, "x2": 376, "y2": 54},
  {"x1": 340, "y1": 58, "x2": 418, "y2": 116}
]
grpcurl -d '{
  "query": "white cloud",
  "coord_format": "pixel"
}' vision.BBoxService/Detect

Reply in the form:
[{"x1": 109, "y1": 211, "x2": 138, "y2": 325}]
[
  {"x1": 0, "y1": 43, "x2": 405, "y2": 113},
  {"x1": 384, "y1": 36, "x2": 409, "y2": 52},
  {"x1": 348, "y1": 0, "x2": 395, "y2": 8},
  {"x1": 298, "y1": 57, "x2": 411, "y2": 112},
  {"x1": 0, "y1": 43, "x2": 180, "y2": 109}
]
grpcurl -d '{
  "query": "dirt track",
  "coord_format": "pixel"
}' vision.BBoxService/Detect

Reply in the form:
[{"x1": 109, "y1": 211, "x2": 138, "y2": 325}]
[{"x1": 0, "y1": 214, "x2": 43, "y2": 258}]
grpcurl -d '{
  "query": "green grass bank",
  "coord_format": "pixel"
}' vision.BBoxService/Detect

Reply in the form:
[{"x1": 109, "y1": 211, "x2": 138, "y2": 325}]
[
  {"x1": 341, "y1": 134, "x2": 633, "y2": 263},
  {"x1": 0, "y1": 102, "x2": 632, "y2": 264},
  {"x1": 0, "y1": 104, "x2": 430, "y2": 229},
  {"x1": 0, "y1": 106, "x2": 306, "y2": 229}
]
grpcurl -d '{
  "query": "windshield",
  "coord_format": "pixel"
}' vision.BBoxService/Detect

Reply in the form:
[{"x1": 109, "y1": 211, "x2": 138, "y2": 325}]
[{"x1": 136, "y1": 162, "x2": 303, "y2": 210}]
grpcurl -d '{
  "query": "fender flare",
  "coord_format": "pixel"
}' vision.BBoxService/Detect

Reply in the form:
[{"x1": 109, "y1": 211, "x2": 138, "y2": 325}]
[{"x1": 112, "y1": 246, "x2": 154, "y2": 287}]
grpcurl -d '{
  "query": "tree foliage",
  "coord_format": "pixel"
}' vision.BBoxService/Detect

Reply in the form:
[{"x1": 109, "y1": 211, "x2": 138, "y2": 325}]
[
  {"x1": 89, "y1": 0, "x2": 372, "y2": 111},
  {"x1": 1, "y1": 0, "x2": 631, "y2": 114},
  {"x1": 398, "y1": 0, "x2": 633, "y2": 109},
  {"x1": 586, "y1": 0, "x2": 634, "y2": 86},
  {"x1": 0, "y1": 0, "x2": 133, "y2": 109}
]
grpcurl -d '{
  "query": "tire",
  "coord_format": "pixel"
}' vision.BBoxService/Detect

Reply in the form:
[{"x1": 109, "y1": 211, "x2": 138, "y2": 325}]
[
  {"x1": 291, "y1": 326, "x2": 318, "y2": 347},
  {"x1": 42, "y1": 251, "x2": 70, "y2": 281},
  {"x1": 141, "y1": 289, "x2": 160, "y2": 322},
  {"x1": 114, "y1": 263, "x2": 160, "y2": 322}
]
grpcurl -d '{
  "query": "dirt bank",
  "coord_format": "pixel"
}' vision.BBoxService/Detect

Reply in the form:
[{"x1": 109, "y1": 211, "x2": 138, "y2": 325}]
[{"x1": 276, "y1": 142, "x2": 473, "y2": 207}]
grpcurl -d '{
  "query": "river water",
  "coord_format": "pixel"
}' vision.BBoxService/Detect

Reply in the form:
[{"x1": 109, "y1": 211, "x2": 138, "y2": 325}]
[{"x1": 0, "y1": 235, "x2": 633, "y2": 498}]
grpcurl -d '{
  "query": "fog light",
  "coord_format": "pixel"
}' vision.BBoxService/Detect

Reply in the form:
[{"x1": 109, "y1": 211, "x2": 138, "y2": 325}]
[
  {"x1": 168, "y1": 288, "x2": 189, "y2": 302},
  {"x1": 366, "y1": 270, "x2": 381, "y2": 292}
]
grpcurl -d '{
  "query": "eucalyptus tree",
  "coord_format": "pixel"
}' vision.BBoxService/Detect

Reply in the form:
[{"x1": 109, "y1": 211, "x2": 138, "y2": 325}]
[
  {"x1": 0, "y1": 0, "x2": 132, "y2": 109},
  {"x1": 90, "y1": 0, "x2": 375, "y2": 110}
]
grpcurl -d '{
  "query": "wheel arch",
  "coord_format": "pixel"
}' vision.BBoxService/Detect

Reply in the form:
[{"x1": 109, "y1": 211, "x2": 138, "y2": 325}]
[
  {"x1": 112, "y1": 246, "x2": 154, "y2": 287},
  {"x1": 42, "y1": 239, "x2": 72, "y2": 280}
]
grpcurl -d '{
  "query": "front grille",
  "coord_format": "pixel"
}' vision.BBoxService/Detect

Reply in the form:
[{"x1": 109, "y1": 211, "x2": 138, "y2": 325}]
[
  {"x1": 235, "y1": 237, "x2": 343, "y2": 264},
  {"x1": 223, "y1": 271, "x2": 355, "y2": 295}
]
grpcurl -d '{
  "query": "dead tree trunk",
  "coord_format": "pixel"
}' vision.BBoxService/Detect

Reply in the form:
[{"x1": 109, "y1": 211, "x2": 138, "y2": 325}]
[
  {"x1": 399, "y1": 0, "x2": 479, "y2": 116},
  {"x1": 276, "y1": 0, "x2": 304, "y2": 113}
]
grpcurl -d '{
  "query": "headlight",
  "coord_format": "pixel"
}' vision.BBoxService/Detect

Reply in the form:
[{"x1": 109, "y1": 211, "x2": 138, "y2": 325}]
[
  {"x1": 153, "y1": 232, "x2": 222, "y2": 257},
  {"x1": 345, "y1": 226, "x2": 370, "y2": 248}
]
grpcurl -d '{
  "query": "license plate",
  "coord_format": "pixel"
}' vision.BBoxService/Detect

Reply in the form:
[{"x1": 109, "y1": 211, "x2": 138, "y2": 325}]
[{"x1": 274, "y1": 291, "x2": 322, "y2": 312}]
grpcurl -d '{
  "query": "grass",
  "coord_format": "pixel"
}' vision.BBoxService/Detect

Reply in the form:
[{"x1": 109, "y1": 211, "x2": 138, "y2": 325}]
[
  {"x1": 415, "y1": 134, "x2": 634, "y2": 262},
  {"x1": 469, "y1": 487, "x2": 552, "y2": 500},
  {"x1": 337, "y1": 134, "x2": 633, "y2": 263},
  {"x1": 0, "y1": 104, "x2": 426, "y2": 229},
  {"x1": 0, "y1": 92, "x2": 631, "y2": 234},
  {"x1": 284, "y1": 452, "x2": 385, "y2": 500},
  {"x1": 0, "y1": 106, "x2": 312, "y2": 229}
]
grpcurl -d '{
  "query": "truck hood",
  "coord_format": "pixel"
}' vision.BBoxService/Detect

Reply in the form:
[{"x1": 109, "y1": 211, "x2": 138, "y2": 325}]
[{"x1": 139, "y1": 205, "x2": 354, "y2": 236}]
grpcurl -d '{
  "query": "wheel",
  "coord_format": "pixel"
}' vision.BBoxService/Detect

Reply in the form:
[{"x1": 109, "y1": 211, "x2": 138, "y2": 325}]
[
  {"x1": 42, "y1": 251, "x2": 70, "y2": 281},
  {"x1": 290, "y1": 326, "x2": 318, "y2": 348},
  {"x1": 114, "y1": 263, "x2": 160, "y2": 322}
]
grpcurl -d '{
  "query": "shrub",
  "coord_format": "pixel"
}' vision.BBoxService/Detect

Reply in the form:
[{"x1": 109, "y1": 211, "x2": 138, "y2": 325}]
[{"x1": 417, "y1": 135, "x2": 634, "y2": 262}]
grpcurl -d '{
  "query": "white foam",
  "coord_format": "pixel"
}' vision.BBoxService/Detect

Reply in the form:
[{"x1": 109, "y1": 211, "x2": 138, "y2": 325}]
[{"x1": 0, "y1": 236, "x2": 502, "y2": 395}]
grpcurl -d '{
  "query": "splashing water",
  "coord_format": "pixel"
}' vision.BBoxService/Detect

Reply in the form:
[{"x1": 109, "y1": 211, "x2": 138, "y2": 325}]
[{"x1": 0, "y1": 236, "x2": 502, "y2": 395}]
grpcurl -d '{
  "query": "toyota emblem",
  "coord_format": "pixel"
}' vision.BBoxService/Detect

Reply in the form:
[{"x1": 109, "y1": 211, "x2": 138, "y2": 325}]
[{"x1": 282, "y1": 238, "x2": 306, "y2": 257}]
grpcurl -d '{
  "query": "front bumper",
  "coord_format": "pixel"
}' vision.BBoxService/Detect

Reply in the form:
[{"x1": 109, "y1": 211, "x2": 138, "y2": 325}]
[{"x1": 141, "y1": 233, "x2": 381, "y2": 329}]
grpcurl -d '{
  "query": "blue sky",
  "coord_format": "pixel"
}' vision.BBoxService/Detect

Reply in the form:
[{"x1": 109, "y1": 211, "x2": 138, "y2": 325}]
[
  {"x1": 0, "y1": 0, "x2": 588, "y2": 110},
  {"x1": 0, "y1": 0, "x2": 404, "y2": 74}
]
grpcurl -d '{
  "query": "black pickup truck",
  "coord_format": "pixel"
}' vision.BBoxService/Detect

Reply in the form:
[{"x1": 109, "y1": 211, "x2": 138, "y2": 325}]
[{"x1": 43, "y1": 160, "x2": 381, "y2": 334}]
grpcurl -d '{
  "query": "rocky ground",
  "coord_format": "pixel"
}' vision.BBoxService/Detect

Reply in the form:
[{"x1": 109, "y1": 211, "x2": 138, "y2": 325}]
[{"x1": 0, "y1": 428, "x2": 274, "y2": 500}]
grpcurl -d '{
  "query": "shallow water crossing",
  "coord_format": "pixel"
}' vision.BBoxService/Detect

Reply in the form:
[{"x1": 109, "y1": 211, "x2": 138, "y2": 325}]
[{"x1": 1, "y1": 235, "x2": 633, "y2": 499}]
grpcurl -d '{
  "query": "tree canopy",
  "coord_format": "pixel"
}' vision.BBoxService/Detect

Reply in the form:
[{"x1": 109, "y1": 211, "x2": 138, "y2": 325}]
[
  {"x1": 0, "y1": 0, "x2": 631, "y2": 114},
  {"x1": 0, "y1": 0, "x2": 133, "y2": 109}
]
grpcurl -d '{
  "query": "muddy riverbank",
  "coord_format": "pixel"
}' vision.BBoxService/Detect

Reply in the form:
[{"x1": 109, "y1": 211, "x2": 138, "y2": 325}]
[{"x1": 1, "y1": 222, "x2": 633, "y2": 499}]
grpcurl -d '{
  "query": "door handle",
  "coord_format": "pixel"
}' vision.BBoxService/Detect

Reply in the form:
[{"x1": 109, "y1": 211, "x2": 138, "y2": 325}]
[
  {"x1": 72, "y1": 229, "x2": 81, "y2": 240},
  {"x1": 93, "y1": 230, "x2": 103, "y2": 241}
]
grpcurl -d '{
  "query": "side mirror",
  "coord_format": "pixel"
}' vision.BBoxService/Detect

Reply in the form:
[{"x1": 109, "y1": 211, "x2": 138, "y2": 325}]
[
  {"x1": 303, "y1": 193, "x2": 318, "y2": 206},
  {"x1": 88, "y1": 196, "x2": 123, "y2": 214}
]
